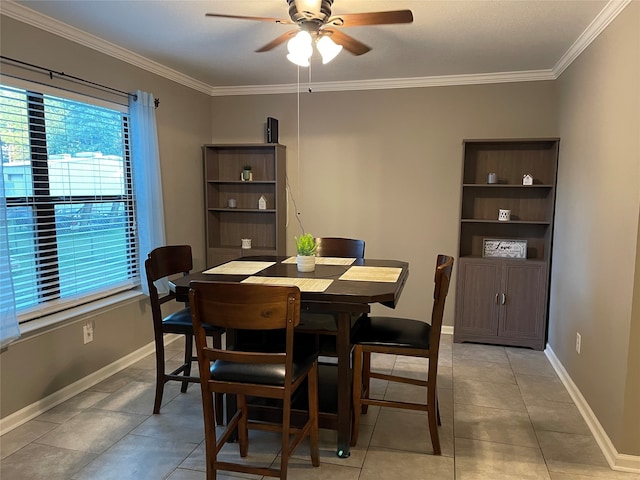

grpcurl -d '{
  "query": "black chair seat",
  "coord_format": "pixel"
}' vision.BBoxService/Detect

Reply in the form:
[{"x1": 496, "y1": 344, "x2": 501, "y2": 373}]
[
  {"x1": 353, "y1": 316, "x2": 432, "y2": 350},
  {"x1": 210, "y1": 349, "x2": 317, "y2": 386},
  {"x1": 162, "y1": 308, "x2": 222, "y2": 336}
]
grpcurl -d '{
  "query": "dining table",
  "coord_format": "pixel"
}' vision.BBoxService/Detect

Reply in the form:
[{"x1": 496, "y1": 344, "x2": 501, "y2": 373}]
[{"x1": 170, "y1": 254, "x2": 409, "y2": 458}]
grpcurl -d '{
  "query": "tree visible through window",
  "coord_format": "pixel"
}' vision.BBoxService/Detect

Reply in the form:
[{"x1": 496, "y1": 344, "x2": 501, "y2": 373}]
[{"x1": 0, "y1": 84, "x2": 138, "y2": 321}]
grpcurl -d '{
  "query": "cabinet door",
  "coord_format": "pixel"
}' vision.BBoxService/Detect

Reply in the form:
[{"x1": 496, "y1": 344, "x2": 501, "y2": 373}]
[
  {"x1": 499, "y1": 262, "x2": 547, "y2": 340},
  {"x1": 455, "y1": 259, "x2": 501, "y2": 337}
]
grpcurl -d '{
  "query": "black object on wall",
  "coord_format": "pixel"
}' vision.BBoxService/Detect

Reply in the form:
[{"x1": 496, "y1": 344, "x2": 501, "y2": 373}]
[{"x1": 266, "y1": 117, "x2": 279, "y2": 143}]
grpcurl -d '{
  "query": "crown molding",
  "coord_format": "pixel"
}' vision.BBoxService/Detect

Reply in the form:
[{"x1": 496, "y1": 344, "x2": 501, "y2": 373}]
[
  {"x1": 553, "y1": 0, "x2": 632, "y2": 77},
  {"x1": 209, "y1": 69, "x2": 556, "y2": 96},
  {"x1": 1, "y1": 0, "x2": 628, "y2": 97},
  {"x1": 0, "y1": 1, "x2": 212, "y2": 95},
  {"x1": 209, "y1": 83, "x2": 301, "y2": 97}
]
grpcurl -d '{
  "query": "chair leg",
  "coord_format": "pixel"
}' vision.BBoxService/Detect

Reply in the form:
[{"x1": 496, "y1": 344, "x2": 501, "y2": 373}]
[
  {"x1": 427, "y1": 383, "x2": 441, "y2": 455},
  {"x1": 361, "y1": 350, "x2": 371, "y2": 414},
  {"x1": 181, "y1": 334, "x2": 193, "y2": 393},
  {"x1": 237, "y1": 394, "x2": 249, "y2": 458},
  {"x1": 211, "y1": 332, "x2": 224, "y2": 425},
  {"x1": 153, "y1": 335, "x2": 166, "y2": 414},
  {"x1": 214, "y1": 395, "x2": 224, "y2": 426},
  {"x1": 202, "y1": 392, "x2": 218, "y2": 480},
  {"x1": 308, "y1": 362, "x2": 320, "y2": 466},
  {"x1": 280, "y1": 393, "x2": 292, "y2": 480},
  {"x1": 351, "y1": 344, "x2": 363, "y2": 446}
]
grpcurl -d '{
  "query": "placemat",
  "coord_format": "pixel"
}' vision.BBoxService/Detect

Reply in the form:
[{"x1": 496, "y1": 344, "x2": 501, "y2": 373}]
[
  {"x1": 338, "y1": 266, "x2": 402, "y2": 283},
  {"x1": 241, "y1": 276, "x2": 333, "y2": 292},
  {"x1": 281, "y1": 256, "x2": 356, "y2": 265},
  {"x1": 203, "y1": 261, "x2": 275, "y2": 275}
]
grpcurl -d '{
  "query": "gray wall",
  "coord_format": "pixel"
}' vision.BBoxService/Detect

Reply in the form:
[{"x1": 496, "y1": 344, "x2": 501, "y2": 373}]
[
  {"x1": 552, "y1": 1, "x2": 639, "y2": 455},
  {"x1": 0, "y1": 16, "x2": 212, "y2": 419},
  {"x1": 209, "y1": 82, "x2": 558, "y2": 326}
]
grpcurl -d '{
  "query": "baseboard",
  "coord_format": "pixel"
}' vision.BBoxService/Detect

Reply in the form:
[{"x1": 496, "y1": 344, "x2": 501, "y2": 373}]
[
  {"x1": 545, "y1": 345, "x2": 640, "y2": 473},
  {"x1": 0, "y1": 334, "x2": 180, "y2": 435},
  {"x1": 442, "y1": 325, "x2": 454, "y2": 336}
]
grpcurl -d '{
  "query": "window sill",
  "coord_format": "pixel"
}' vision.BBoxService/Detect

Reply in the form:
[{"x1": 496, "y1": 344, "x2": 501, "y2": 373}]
[{"x1": 15, "y1": 289, "x2": 146, "y2": 342}]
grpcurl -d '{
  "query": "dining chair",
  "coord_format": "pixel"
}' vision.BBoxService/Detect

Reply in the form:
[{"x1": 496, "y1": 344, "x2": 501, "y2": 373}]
[
  {"x1": 144, "y1": 245, "x2": 224, "y2": 421},
  {"x1": 350, "y1": 254, "x2": 454, "y2": 454},
  {"x1": 189, "y1": 281, "x2": 320, "y2": 480},
  {"x1": 315, "y1": 237, "x2": 365, "y2": 258},
  {"x1": 297, "y1": 237, "x2": 366, "y2": 354}
]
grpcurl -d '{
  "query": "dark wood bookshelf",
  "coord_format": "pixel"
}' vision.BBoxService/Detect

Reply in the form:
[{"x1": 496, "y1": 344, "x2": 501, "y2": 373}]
[{"x1": 454, "y1": 138, "x2": 559, "y2": 350}]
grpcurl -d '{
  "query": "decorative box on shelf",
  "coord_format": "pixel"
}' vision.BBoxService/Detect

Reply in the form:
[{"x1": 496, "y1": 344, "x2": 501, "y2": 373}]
[{"x1": 482, "y1": 238, "x2": 527, "y2": 259}]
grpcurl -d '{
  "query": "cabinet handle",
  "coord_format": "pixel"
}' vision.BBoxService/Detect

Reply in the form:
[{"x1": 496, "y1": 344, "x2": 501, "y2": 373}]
[
  {"x1": 501, "y1": 293, "x2": 506, "y2": 305},
  {"x1": 495, "y1": 293, "x2": 500, "y2": 304}
]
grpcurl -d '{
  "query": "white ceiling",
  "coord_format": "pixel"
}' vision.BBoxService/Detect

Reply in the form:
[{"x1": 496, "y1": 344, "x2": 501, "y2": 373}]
[{"x1": 2, "y1": 1, "x2": 628, "y2": 95}]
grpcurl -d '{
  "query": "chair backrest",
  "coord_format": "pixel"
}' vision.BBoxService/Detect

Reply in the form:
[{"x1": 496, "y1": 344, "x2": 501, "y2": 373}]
[
  {"x1": 189, "y1": 282, "x2": 302, "y2": 383},
  {"x1": 315, "y1": 237, "x2": 365, "y2": 258},
  {"x1": 429, "y1": 254, "x2": 454, "y2": 357},
  {"x1": 145, "y1": 245, "x2": 193, "y2": 285},
  {"x1": 145, "y1": 245, "x2": 193, "y2": 324}
]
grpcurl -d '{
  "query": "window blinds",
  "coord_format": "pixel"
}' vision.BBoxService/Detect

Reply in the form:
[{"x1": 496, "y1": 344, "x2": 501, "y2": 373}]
[{"x1": 0, "y1": 84, "x2": 138, "y2": 321}]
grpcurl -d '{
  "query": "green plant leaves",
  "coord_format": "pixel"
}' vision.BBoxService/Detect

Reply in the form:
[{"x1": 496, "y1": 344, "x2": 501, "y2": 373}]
[{"x1": 295, "y1": 233, "x2": 316, "y2": 256}]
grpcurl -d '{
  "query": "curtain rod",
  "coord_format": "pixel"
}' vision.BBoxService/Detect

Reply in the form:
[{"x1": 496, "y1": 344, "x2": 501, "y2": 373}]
[{"x1": 0, "y1": 55, "x2": 160, "y2": 108}]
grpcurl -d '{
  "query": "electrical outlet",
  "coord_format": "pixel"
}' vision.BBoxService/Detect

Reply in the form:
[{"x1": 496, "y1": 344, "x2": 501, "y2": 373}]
[
  {"x1": 575, "y1": 332, "x2": 581, "y2": 354},
  {"x1": 83, "y1": 322, "x2": 94, "y2": 344}
]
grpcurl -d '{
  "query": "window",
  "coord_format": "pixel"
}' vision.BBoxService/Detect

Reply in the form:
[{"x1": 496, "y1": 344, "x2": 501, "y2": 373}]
[{"x1": 1, "y1": 84, "x2": 138, "y2": 323}]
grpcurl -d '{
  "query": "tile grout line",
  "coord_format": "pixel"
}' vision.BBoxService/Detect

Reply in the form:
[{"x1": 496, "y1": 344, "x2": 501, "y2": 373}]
[{"x1": 506, "y1": 348, "x2": 554, "y2": 479}]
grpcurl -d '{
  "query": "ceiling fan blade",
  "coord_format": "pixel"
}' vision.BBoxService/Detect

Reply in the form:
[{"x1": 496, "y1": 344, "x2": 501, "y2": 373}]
[
  {"x1": 323, "y1": 28, "x2": 371, "y2": 56},
  {"x1": 205, "y1": 13, "x2": 294, "y2": 24},
  {"x1": 328, "y1": 10, "x2": 413, "y2": 27},
  {"x1": 255, "y1": 29, "x2": 298, "y2": 52}
]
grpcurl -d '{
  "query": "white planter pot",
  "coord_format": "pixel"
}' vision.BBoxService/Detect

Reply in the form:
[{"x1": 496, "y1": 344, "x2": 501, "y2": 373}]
[{"x1": 297, "y1": 255, "x2": 315, "y2": 272}]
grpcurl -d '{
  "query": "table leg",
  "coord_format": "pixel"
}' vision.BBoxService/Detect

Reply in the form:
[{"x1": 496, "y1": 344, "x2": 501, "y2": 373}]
[{"x1": 335, "y1": 311, "x2": 352, "y2": 458}]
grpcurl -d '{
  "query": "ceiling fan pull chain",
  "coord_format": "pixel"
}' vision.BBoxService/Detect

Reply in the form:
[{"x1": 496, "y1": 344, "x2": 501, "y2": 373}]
[{"x1": 308, "y1": 63, "x2": 313, "y2": 92}]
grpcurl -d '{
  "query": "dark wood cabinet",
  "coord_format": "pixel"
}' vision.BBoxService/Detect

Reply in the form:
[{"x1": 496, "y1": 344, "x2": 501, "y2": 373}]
[
  {"x1": 455, "y1": 258, "x2": 547, "y2": 349},
  {"x1": 454, "y1": 139, "x2": 559, "y2": 350},
  {"x1": 203, "y1": 144, "x2": 286, "y2": 267}
]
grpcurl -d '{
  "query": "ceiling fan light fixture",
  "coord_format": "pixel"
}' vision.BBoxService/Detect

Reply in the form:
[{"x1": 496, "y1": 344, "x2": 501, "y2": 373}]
[
  {"x1": 287, "y1": 52, "x2": 311, "y2": 67},
  {"x1": 287, "y1": 30, "x2": 313, "y2": 66},
  {"x1": 316, "y1": 35, "x2": 342, "y2": 64}
]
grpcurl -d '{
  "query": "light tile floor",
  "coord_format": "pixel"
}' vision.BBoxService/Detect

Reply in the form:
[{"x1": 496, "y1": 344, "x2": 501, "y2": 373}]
[{"x1": 2, "y1": 334, "x2": 639, "y2": 479}]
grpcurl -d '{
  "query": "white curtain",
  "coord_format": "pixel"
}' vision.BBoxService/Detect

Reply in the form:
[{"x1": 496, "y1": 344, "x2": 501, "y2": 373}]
[
  {"x1": 0, "y1": 160, "x2": 21, "y2": 348},
  {"x1": 130, "y1": 90, "x2": 167, "y2": 295}
]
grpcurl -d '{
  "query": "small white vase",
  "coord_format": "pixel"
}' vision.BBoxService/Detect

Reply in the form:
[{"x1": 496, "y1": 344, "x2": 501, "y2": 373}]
[{"x1": 297, "y1": 255, "x2": 315, "y2": 272}]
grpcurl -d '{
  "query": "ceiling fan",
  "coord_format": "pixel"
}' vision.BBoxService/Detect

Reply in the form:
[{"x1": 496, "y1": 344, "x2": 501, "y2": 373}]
[{"x1": 205, "y1": 0, "x2": 413, "y2": 66}]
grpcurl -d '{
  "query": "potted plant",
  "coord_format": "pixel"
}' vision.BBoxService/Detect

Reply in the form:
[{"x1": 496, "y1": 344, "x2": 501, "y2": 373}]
[
  {"x1": 242, "y1": 165, "x2": 252, "y2": 181},
  {"x1": 295, "y1": 233, "x2": 316, "y2": 272}
]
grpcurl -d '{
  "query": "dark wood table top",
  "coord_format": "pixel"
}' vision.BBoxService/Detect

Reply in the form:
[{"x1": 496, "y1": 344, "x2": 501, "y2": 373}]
[{"x1": 170, "y1": 255, "x2": 409, "y2": 310}]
